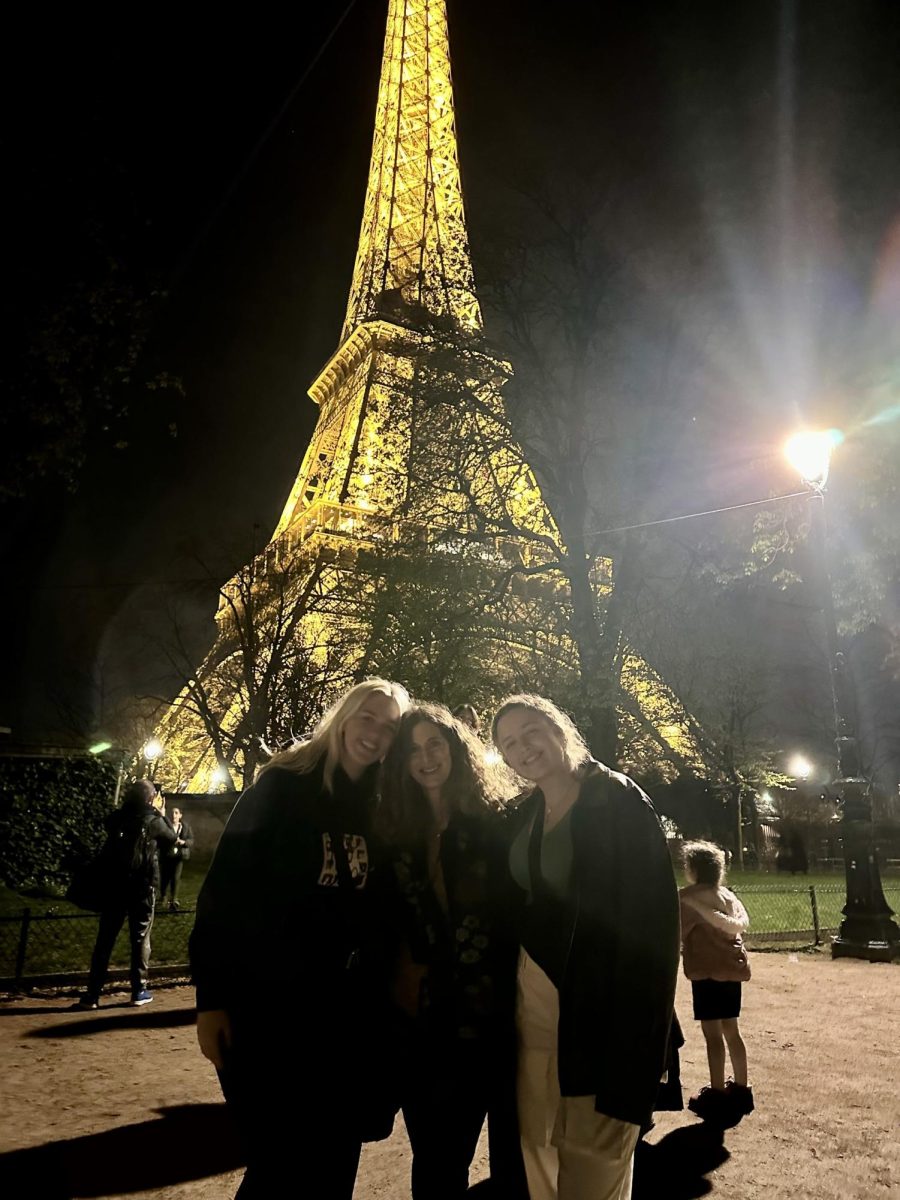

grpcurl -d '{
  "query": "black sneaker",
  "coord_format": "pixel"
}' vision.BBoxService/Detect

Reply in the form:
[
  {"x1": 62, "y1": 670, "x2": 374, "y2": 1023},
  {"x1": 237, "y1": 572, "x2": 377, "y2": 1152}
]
[{"x1": 72, "y1": 996, "x2": 99, "y2": 1011}]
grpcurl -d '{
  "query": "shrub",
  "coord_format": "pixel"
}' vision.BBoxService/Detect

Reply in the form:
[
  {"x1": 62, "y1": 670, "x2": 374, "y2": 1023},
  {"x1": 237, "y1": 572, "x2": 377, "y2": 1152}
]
[{"x1": 0, "y1": 756, "x2": 119, "y2": 892}]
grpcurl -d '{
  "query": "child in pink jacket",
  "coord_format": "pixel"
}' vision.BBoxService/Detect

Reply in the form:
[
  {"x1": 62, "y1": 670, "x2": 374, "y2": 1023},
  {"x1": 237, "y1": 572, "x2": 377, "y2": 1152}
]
[{"x1": 679, "y1": 840, "x2": 754, "y2": 1125}]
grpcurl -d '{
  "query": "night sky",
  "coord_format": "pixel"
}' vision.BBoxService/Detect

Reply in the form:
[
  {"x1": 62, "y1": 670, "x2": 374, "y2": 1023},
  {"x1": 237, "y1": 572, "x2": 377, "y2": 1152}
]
[{"x1": 4, "y1": 0, "x2": 900, "y2": 746}]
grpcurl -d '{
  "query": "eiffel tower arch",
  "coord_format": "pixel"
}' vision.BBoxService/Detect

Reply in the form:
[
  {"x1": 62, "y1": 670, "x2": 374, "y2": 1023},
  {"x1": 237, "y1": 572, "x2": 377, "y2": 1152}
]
[{"x1": 156, "y1": 0, "x2": 707, "y2": 793}]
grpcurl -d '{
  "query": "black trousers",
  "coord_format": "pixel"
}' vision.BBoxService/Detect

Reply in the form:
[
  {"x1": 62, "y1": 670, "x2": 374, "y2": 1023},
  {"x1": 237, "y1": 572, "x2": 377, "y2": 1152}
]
[
  {"x1": 159, "y1": 857, "x2": 184, "y2": 902},
  {"x1": 87, "y1": 891, "x2": 155, "y2": 1000},
  {"x1": 218, "y1": 1005, "x2": 363, "y2": 1199},
  {"x1": 401, "y1": 1030, "x2": 527, "y2": 1200}
]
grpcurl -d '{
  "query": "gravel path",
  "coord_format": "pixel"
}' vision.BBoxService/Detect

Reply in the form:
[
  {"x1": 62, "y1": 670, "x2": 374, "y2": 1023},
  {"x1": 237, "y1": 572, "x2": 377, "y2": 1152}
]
[{"x1": 1, "y1": 951, "x2": 897, "y2": 1198}]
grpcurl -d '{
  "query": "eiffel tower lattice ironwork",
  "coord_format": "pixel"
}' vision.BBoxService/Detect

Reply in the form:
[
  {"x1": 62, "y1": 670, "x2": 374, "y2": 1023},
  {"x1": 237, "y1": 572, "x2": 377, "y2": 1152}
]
[{"x1": 156, "y1": 0, "x2": 706, "y2": 793}]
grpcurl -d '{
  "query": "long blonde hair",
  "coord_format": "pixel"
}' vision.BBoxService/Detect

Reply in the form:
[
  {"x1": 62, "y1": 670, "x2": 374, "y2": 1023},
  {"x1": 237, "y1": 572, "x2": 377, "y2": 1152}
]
[{"x1": 259, "y1": 678, "x2": 410, "y2": 792}]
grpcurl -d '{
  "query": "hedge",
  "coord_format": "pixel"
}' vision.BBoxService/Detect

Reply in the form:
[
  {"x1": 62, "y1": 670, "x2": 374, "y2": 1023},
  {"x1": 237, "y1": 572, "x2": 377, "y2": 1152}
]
[{"x1": 0, "y1": 756, "x2": 119, "y2": 892}]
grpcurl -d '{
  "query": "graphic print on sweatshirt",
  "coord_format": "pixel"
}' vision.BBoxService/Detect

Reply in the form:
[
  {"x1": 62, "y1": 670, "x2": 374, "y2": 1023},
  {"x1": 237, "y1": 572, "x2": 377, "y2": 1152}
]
[{"x1": 318, "y1": 832, "x2": 369, "y2": 889}]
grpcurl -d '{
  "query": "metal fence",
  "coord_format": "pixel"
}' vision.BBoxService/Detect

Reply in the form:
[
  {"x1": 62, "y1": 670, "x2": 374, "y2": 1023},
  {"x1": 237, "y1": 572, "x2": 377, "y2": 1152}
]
[
  {"x1": 0, "y1": 907, "x2": 195, "y2": 988},
  {"x1": 2, "y1": 884, "x2": 898, "y2": 987},
  {"x1": 734, "y1": 884, "x2": 900, "y2": 947}
]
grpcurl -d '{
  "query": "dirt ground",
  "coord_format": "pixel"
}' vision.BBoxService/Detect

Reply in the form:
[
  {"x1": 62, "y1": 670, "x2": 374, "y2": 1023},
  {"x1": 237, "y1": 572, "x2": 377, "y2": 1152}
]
[{"x1": 0, "y1": 951, "x2": 897, "y2": 1199}]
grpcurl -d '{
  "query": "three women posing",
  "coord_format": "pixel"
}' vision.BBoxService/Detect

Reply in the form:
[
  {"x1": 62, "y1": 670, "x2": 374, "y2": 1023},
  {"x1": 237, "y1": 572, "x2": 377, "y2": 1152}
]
[{"x1": 192, "y1": 684, "x2": 679, "y2": 1200}]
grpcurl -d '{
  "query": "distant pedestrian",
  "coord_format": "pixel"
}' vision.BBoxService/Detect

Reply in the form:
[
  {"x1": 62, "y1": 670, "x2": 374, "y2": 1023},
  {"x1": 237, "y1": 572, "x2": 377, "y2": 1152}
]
[
  {"x1": 75, "y1": 780, "x2": 176, "y2": 1009},
  {"x1": 159, "y1": 805, "x2": 194, "y2": 910},
  {"x1": 452, "y1": 704, "x2": 481, "y2": 734},
  {"x1": 679, "y1": 840, "x2": 754, "y2": 1126}
]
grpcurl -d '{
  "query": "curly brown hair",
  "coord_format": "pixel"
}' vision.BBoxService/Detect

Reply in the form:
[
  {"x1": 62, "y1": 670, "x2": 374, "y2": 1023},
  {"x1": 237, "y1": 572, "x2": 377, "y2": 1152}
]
[
  {"x1": 377, "y1": 702, "x2": 510, "y2": 846},
  {"x1": 682, "y1": 840, "x2": 726, "y2": 886}
]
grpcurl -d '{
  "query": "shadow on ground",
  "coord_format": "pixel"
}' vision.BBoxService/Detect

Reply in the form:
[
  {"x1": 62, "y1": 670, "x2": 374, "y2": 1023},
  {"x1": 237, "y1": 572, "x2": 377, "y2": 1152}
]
[
  {"x1": 28, "y1": 1008, "x2": 197, "y2": 1037},
  {"x1": 0, "y1": 1103, "x2": 242, "y2": 1198},
  {"x1": 634, "y1": 1123, "x2": 730, "y2": 1199},
  {"x1": 464, "y1": 1121, "x2": 728, "y2": 1198}
]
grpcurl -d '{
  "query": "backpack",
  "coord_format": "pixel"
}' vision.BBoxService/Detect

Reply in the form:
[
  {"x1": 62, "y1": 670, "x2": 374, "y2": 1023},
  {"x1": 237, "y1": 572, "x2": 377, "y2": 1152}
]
[
  {"x1": 102, "y1": 812, "x2": 157, "y2": 892},
  {"x1": 66, "y1": 813, "x2": 157, "y2": 911}
]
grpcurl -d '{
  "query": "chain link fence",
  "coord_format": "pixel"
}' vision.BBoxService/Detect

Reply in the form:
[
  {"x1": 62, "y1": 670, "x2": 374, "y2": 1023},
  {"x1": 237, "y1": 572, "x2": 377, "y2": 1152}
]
[
  {"x1": 2, "y1": 883, "x2": 898, "y2": 987},
  {"x1": 734, "y1": 883, "x2": 900, "y2": 947},
  {"x1": 0, "y1": 907, "x2": 195, "y2": 988}
]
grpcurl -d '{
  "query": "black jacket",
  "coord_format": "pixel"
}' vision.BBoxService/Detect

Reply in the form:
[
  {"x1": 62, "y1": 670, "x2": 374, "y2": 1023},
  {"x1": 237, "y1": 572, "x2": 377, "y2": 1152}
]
[
  {"x1": 503, "y1": 762, "x2": 680, "y2": 1128},
  {"x1": 389, "y1": 810, "x2": 517, "y2": 1042},
  {"x1": 103, "y1": 803, "x2": 176, "y2": 896},
  {"x1": 163, "y1": 819, "x2": 194, "y2": 862},
  {"x1": 190, "y1": 760, "x2": 395, "y2": 1013}
]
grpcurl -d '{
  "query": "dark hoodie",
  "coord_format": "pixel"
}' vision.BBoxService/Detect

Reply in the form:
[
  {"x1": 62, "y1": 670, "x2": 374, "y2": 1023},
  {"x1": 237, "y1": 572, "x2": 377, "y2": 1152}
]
[{"x1": 190, "y1": 759, "x2": 395, "y2": 1014}]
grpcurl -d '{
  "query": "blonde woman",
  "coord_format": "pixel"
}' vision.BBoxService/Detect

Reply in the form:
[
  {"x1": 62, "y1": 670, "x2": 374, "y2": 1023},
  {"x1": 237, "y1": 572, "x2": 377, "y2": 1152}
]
[
  {"x1": 191, "y1": 679, "x2": 409, "y2": 1200},
  {"x1": 492, "y1": 695, "x2": 679, "y2": 1200}
]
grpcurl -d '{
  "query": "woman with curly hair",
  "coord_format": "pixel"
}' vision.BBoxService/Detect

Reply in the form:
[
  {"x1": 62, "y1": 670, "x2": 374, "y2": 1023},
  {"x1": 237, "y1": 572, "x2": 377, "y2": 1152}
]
[
  {"x1": 378, "y1": 702, "x2": 526, "y2": 1199},
  {"x1": 492, "y1": 694, "x2": 679, "y2": 1200}
]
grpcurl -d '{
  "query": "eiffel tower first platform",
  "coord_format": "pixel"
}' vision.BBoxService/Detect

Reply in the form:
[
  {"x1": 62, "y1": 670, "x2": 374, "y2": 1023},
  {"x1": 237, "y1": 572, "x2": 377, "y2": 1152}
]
[{"x1": 156, "y1": 0, "x2": 705, "y2": 792}]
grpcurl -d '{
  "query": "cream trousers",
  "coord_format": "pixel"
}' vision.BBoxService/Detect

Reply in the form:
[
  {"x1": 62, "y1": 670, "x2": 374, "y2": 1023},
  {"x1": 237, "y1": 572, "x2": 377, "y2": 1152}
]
[{"x1": 516, "y1": 949, "x2": 640, "y2": 1200}]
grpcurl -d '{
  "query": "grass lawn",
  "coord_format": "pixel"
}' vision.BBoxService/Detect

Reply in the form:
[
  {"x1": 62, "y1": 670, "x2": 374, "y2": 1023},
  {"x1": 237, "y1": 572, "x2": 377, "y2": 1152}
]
[
  {"x1": 2, "y1": 863, "x2": 897, "y2": 977},
  {"x1": 0, "y1": 861, "x2": 211, "y2": 980}
]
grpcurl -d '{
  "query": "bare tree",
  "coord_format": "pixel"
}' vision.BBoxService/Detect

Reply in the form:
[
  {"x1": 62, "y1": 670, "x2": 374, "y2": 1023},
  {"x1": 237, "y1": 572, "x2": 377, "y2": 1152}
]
[{"x1": 148, "y1": 539, "x2": 355, "y2": 791}]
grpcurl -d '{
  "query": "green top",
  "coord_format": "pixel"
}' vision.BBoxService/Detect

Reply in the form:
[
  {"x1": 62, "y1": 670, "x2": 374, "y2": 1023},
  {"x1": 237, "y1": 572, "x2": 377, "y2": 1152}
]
[{"x1": 509, "y1": 802, "x2": 575, "y2": 900}]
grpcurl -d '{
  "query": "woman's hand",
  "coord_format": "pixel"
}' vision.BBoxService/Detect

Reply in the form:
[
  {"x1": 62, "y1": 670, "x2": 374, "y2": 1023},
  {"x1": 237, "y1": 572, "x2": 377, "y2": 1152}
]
[{"x1": 196, "y1": 1009, "x2": 232, "y2": 1069}]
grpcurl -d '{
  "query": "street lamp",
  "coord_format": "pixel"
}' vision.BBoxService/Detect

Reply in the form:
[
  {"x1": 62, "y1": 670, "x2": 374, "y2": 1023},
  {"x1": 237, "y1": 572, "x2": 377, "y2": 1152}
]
[
  {"x1": 788, "y1": 754, "x2": 812, "y2": 781},
  {"x1": 210, "y1": 764, "x2": 232, "y2": 791},
  {"x1": 143, "y1": 738, "x2": 164, "y2": 781},
  {"x1": 786, "y1": 431, "x2": 900, "y2": 961},
  {"x1": 88, "y1": 740, "x2": 126, "y2": 806}
]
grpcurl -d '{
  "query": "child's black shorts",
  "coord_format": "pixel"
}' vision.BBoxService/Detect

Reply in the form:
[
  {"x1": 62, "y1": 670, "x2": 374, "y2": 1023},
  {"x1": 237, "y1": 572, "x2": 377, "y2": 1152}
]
[{"x1": 691, "y1": 978, "x2": 742, "y2": 1021}]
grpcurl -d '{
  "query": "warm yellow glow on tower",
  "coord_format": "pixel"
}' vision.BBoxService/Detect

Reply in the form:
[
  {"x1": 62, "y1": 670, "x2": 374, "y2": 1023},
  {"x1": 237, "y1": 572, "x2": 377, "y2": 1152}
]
[
  {"x1": 157, "y1": 0, "x2": 707, "y2": 792},
  {"x1": 343, "y1": 0, "x2": 481, "y2": 340}
]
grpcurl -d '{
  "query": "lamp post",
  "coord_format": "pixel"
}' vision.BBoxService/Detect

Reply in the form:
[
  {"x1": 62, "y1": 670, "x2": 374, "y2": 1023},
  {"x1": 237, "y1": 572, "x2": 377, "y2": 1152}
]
[{"x1": 786, "y1": 432, "x2": 900, "y2": 961}]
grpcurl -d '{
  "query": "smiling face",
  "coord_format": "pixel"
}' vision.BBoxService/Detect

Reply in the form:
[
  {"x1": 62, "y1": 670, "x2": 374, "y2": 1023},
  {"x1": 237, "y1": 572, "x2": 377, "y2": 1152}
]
[
  {"x1": 494, "y1": 706, "x2": 569, "y2": 784},
  {"x1": 407, "y1": 720, "x2": 453, "y2": 798},
  {"x1": 339, "y1": 692, "x2": 403, "y2": 779}
]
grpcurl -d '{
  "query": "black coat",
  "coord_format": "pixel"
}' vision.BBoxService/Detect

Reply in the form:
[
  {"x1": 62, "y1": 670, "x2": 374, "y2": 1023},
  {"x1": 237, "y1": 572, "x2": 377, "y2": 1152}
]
[
  {"x1": 503, "y1": 762, "x2": 680, "y2": 1128},
  {"x1": 190, "y1": 760, "x2": 395, "y2": 1013},
  {"x1": 163, "y1": 819, "x2": 194, "y2": 862},
  {"x1": 103, "y1": 803, "x2": 176, "y2": 895}
]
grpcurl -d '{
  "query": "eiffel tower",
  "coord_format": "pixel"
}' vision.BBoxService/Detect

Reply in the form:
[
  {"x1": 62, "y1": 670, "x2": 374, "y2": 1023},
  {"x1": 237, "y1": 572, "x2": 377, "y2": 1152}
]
[{"x1": 157, "y1": 0, "x2": 706, "y2": 792}]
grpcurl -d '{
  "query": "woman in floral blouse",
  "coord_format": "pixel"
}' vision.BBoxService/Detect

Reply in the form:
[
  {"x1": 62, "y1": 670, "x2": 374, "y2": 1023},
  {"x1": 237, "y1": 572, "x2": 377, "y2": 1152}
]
[{"x1": 378, "y1": 702, "x2": 526, "y2": 1199}]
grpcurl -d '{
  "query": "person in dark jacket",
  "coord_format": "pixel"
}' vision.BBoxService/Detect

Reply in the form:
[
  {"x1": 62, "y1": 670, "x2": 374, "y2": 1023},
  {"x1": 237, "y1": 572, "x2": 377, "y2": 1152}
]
[
  {"x1": 378, "y1": 703, "x2": 527, "y2": 1199},
  {"x1": 492, "y1": 695, "x2": 680, "y2": 1200},
  {"x1": 75, "y1": 779, "x2": 176, "y2": 1009},
  {"x1": 191, "y1": 678, "x2": 409, "y2": 1200},
  {"x1": 158, "y1": 805, "x2": 193, "y2": 910}
]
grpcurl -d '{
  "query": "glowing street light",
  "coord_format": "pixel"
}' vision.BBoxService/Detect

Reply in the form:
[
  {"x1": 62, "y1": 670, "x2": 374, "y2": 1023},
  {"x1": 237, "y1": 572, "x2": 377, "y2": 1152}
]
[
  {"x1": 788, "y1": 430, "x2": 899, "y2": 961},
  {"x1": 210, "y1": 764, "x2": 232, "y2": 790},
  {"x1": 784, "y1": 428, "x2": 843, "y2": 492},
  {"x1": 788, "y1": 754, "x2": 812, "y2": 780},
  {"x1": 143, "y1": 738, "x2": 163, "y2": 764}
]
